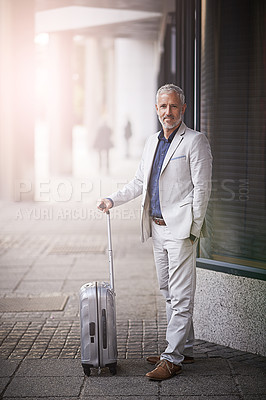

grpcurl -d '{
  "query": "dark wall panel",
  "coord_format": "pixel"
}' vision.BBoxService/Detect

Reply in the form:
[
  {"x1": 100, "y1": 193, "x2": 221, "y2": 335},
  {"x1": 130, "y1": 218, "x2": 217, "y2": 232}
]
[{"x1": 200, "y1": 0, "x2": 266, "y2": 267}]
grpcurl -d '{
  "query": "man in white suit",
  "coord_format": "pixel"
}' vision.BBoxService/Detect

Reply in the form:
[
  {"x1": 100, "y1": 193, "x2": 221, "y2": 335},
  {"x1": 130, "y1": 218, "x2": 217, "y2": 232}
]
[{"x1": 97, "y1": 84, "x2": 212, "y2": 380}]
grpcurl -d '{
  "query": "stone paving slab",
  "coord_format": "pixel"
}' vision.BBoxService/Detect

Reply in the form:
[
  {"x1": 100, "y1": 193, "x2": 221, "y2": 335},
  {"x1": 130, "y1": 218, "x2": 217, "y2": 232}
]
[
  {"x1": 0, "y1": 377, "x2": 10, "y2": 394},
  {"x1": 237, "y1": 375, "x2": 266, "y2": 395},
  {"x1": 160, "y1": 375, "x2": 240, "y2": 396},
  {"x1": 230, "y1": 360, "x2": 266, "y2": 375},
  {"x1": 243, "y1": 396, "x2": 266, "y2": 400},
  {"x1": 0, "y1": 359, "x2": 20, "y2": 379},
  {"x1": 160, "y1": 397, "x2": 242, "y2": 400},
  {"x1": 0, "y1": 296, "x2": 68, "y2": 313},
  {"x1": 3, "y1": 376, "x2": 84, "y2": 398},
  {"x1": 181, "y1": 358, "x2": 230, "y2": 375},
  {"x1": 15, "y1": 280, "x2": 64, "y2": 294},
  {"x1": 1, "y1": 396, "x2": 263, "y2": 400},
  {"x1": 83, "y1": 376, "x2": 159, "y2": 397},
  {"x1": 15, "y1": 359, "x2": 83, "y2": 377},
  {"x1": 3, "y1": 398, "x2": 157, "y2": 400},
  {"x1": 81, "y1": 398, "x2": 158, "y2": 400}
]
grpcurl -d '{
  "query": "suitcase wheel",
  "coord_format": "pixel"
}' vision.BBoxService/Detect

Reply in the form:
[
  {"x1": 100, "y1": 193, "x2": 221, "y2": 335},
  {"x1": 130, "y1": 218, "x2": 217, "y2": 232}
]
[
  {"x1": 82, "y1": 365, "x2": 91, "y2": 377},
  {"x1": 109, "y1": 365, "x2": 117, "y2": 375}
]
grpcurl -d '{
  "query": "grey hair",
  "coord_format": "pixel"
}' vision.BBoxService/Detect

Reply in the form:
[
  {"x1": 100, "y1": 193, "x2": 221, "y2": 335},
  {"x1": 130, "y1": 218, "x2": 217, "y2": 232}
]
[{"x1": 156, "y1": 84, "x2": 185, "y2": 105}]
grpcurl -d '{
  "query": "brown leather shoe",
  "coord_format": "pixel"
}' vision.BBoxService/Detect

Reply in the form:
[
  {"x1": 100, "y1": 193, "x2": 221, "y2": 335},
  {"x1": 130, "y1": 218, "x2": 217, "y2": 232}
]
[
  {"x1": 146, "y1": 359, "x2": 182, "y2": 380},
  {"x1": 146, "y1": 355, "x2": 160, "y2": 365},
  {"x1": 146, "y1": 355, "x2": 194, "y2": 365}
]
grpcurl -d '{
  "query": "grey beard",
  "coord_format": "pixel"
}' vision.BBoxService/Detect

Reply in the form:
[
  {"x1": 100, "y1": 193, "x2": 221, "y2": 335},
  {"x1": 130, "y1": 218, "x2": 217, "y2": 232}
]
[{"x1": 159, "y1": 115, "x2": 182, "y2": 130}]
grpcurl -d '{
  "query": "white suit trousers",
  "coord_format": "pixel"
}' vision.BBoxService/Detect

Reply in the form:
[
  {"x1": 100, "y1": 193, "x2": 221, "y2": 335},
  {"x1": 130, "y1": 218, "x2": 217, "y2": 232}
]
[{"x1": 152, "y1": 221, "x2": 197, "y2": 366}]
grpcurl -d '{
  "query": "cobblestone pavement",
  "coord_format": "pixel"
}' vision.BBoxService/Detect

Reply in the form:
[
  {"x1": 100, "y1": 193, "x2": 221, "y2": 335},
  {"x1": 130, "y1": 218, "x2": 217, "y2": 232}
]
[
  {"x1": 0, "y1": 201, "x2": 265, "y2": 399},
  {"x1": 1, "y1": 305, "x2": 266, "y2": 369}
]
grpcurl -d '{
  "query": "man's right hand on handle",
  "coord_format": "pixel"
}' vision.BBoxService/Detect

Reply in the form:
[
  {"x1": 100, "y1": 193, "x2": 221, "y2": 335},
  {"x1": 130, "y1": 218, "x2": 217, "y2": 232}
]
[{"x1": 97, "y1": 198, "x2": 113, "y2": 213}]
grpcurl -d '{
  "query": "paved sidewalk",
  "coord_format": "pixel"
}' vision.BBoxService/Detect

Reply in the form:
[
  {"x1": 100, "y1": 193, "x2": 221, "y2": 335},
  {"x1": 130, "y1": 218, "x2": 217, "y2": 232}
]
[{"x1": 0, "y1": 201, "x2": 265, "y2": 399}]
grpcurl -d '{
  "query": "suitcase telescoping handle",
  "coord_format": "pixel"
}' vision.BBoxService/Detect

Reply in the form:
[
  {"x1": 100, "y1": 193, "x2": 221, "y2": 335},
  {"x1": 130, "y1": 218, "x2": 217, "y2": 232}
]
[
  {"x1": 99, "y1": 204, "x2": 115, "y2": 291},
  {"x1": 106, "y1": 210, "x2": 114, "y2": 291}
]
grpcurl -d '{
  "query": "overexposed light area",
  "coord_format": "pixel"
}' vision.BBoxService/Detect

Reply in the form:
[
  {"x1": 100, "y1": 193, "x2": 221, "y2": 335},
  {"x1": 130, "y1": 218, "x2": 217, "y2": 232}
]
[
  {"x1": 35, "y1": 6, "x2": 161, "y2": 33},
  {"x1": 35, "y1": 32, "x2": 49, "y2": 46}
]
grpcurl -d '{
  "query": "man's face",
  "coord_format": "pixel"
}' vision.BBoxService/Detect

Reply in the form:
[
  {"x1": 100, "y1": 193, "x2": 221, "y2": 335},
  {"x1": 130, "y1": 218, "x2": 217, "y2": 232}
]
[{"x1": 156, "y1": 91, "x2": 186, "y2": 131}]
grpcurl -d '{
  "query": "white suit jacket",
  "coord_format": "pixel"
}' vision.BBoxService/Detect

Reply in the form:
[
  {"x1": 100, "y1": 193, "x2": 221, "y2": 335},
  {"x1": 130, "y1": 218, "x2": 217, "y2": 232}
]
[{"x1": 109, "y1": 122, "x2": 212, "y2": 242}]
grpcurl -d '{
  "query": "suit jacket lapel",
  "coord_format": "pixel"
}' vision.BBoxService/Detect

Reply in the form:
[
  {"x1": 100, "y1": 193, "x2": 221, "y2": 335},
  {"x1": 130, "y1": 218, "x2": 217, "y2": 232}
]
[{"x1": 160, "y1": 122, "x2": 186, "y2": 175}]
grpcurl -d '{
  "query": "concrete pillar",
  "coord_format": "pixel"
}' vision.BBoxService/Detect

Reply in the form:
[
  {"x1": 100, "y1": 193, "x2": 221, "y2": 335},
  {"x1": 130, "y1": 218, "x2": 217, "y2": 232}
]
[
  {"x1": 114, "y1": 39, "x2": 158, "y2": 158},
  {"x1": 102, "y1": 38, "x2": 115, "y2": 132},
  {"x1": 84, "y1": 37, "x2": 104, "y2": 148},
  {"x1": 47, "y1": 32, "x2": 74, "y2": 176},
  {"x1": 0, "y1": 0, "x2": 35, "y2": 201}
]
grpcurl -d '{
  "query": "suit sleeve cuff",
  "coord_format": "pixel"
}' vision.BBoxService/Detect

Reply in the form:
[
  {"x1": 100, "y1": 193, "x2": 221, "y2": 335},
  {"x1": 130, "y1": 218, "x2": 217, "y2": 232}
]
[
  {"x1": 189, "y1": 234, "x2": 197, "y2": 242},
  {"x1": 106, "y1": 197, "x2": 114, "y2": 207},
  {"x1": 190, "y1": 224, "x2": 200, "y2": 238}
]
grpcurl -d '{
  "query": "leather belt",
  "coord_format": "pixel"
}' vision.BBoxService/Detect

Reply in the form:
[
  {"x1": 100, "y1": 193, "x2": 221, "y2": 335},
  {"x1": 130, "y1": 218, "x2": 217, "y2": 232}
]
[{"x1": 152, "y1": 217, "x2": 166, "y2": 226}]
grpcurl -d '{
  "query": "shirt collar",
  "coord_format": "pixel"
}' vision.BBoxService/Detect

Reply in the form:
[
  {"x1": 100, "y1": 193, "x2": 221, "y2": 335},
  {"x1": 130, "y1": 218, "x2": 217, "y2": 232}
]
[{"x1": 158, "y1": 123, "x2": 181, "y2": 143}]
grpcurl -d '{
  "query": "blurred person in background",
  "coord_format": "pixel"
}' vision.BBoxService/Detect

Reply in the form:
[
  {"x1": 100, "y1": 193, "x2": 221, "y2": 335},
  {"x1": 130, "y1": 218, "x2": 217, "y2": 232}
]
[
  {"x1": 93, "y1": 121, "x2": 113, "y2": 174},
  {"x1": 124, "y1": 119, "x2": 133, "y2": 158}
]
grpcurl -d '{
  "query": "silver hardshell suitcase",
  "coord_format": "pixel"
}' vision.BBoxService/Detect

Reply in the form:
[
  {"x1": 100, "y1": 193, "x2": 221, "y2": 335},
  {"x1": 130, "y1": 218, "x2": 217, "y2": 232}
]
[{"x1": 79, "y1": 210, "x2": 117, "y2": 376}]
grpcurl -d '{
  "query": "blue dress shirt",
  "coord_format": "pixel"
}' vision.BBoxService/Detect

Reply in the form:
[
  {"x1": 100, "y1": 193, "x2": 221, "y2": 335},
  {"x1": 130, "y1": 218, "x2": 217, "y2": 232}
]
[{"x1": 149, "y1": 127, "x2": 179, "y2": 218}]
